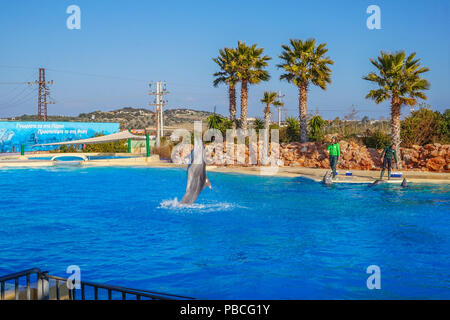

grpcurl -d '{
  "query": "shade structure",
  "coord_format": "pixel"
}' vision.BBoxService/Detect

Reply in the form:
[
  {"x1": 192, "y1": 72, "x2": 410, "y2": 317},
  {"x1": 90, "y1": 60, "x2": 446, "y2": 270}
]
[{"x1": 33, "y1": 131, "x2": 147, "y2": 147}]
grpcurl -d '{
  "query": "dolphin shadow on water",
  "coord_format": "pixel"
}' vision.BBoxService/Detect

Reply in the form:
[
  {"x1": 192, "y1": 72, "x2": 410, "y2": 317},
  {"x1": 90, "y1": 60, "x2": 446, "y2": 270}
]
[{"x1": 179, "y1": 137, "x2": 212, "y2": 205}]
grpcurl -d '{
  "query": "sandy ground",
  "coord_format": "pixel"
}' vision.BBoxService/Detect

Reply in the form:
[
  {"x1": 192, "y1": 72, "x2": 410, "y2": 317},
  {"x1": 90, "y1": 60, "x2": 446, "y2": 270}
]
[{"x1": 0, "y1": 153, "x2": 448, "y2": 184}]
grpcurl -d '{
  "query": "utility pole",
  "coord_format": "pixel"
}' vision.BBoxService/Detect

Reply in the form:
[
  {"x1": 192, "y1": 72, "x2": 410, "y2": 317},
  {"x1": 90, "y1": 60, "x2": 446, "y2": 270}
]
[
  {"x1": 149, "y1": 81, "x2": 168, "y2": 147},
  {"x1": 28, "y1": 68, "x2": 54, "y2": 121},
  {"x1": 277, "y1": 91, "x2": 285, "y2": 126}
]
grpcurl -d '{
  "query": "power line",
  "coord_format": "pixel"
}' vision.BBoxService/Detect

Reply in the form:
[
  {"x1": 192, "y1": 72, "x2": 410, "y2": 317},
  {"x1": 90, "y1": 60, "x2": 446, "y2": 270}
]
[
  {"x1": 0, "y1": 82, "x2": 29, "y2": 85},
  {"x1": 6, "y1": 87, "x2": 38, "y2": 107},
  {"x1": 0, "y1": 88, "x2": 38, "y2": 112},
  {"x1": 0, "y1": 64, "x2": 149, "y2": 83},
  {"x1": 0, "y1": 86, "x2": 33, "y2": 108}
]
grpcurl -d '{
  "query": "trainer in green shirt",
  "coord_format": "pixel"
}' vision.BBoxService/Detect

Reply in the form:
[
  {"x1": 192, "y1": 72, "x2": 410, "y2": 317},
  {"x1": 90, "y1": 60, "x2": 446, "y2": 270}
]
[{"x1": 327, "y1": 137, "x2": 340, "y2": 178}]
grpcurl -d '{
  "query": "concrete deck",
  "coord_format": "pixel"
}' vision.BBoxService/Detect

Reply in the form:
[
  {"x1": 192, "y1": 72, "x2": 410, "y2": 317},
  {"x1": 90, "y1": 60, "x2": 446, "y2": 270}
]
[{"x1": 0, "y1": 153, "x2": 448, "y2": 184}]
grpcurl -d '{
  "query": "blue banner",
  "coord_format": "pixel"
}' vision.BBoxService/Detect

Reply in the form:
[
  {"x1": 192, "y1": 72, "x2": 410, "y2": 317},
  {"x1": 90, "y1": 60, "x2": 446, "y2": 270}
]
[{"x1": 0, "y1": 121, "x2": 120, "y2": 152}]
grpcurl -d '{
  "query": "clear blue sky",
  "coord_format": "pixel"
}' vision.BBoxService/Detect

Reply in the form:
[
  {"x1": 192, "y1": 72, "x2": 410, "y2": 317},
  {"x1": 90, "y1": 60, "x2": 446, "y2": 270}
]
[{"x1": 0, "y1": 0, "x2": 448, "y2": 120}]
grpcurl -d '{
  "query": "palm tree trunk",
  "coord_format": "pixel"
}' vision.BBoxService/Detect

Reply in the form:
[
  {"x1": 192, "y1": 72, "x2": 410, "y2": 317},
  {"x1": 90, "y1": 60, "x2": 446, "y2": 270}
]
[
  {"x1": 229, "y1": 84, "x2": 237, "y2": 129},
  {"x1": 264, "y1": 105, "x2": 271, "y2": 133},
  {"x1": 240, "y1": 80, "x2": 248, "y2": 131},
  {"x1": 262, "y1": 105, "x2": 271, "y2": 165},
  {"x1": 298, "y1": 83, "x2": 308, "y2": 143},
  {"x1": 391, "y1": 98, "x2": 402, "y2": 169}
]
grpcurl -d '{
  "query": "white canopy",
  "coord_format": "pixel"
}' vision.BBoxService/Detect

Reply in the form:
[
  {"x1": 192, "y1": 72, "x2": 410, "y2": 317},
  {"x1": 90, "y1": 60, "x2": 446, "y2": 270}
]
[{"x1": 33, "y1": 131, "x2": 147, "y2": 146}]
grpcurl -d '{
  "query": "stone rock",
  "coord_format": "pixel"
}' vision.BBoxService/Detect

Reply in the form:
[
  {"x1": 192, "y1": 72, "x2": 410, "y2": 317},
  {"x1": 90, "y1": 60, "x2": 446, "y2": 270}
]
[{"x1": 426, "y1": 157, "x2": 446, "y2": 171}]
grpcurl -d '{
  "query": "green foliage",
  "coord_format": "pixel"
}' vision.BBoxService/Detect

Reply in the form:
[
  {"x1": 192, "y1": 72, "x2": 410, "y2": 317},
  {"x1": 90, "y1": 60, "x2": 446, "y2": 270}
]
[
  {"x1": 253, "y1": 118, "x2": 264, "y2": 132},
  {"x1": 57, "y1": 134, "x2": 128, "y2": 153},
  {"x1": 84, "y1": 139, "x2": 128, "y2": 153},
  {"x1": 260, "y1": 91, "x2": 283, "y2": 127},
  {"x1": 278, "y1": 38, "x2": 334, "y2": 89},
  {"x1": 438, "y1": 109, "x2": 450, "y2": 143},
  {"x1": 364, "y1": 51, "x2": 430, "y2": 106},
  {"x1": 269, "y1": 123, "x2": 280, "y2": 131},
  {"x1": 260, "y1": 91, "x2": 278, "y2": 106},
  {"x1": 362, "y1": 130, "x2": 391, "y2": 149},
  {"x1": 308, "y1": 115, "x2": 327, "y2": 141},
  {"x1": 235, "y1": 41, "x2": 271, "y2": 85},
  {"x1": 206, "y1": 114, "x2": 223, "y2": 130},
  {"x1": 401, "y1": 107, "x2": 449, "y2": 146},
  {"x1": 277, "y1": 38, "x2": 333, "y2": 142},
  {"x1": 284, "y1": 117, "x2": 300, "y2": 142},
  {"x1": 219, "y1": 118, "x2": 233, "y2": 133},
  {"x1": 58, "y1": 145, "x2": 78, "y2": 153},
  {"x1": 206, "y1": 114, "x2": 232, "y2": 134},
  {"x1": 212, "y1": 48, "x2": 239, "y2": 88}
]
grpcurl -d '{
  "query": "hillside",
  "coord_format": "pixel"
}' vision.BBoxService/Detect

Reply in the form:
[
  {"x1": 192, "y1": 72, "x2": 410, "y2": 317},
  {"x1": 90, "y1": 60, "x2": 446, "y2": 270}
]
[{"x1": 10, "y1": 107, "x2": 216, "y2": 130}]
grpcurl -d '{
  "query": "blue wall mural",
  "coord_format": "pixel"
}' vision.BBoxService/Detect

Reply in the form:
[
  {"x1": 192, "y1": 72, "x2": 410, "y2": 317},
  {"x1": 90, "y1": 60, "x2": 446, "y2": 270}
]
[{"x1": 0, "y1": 121, "x2": 120, "y2": 153}]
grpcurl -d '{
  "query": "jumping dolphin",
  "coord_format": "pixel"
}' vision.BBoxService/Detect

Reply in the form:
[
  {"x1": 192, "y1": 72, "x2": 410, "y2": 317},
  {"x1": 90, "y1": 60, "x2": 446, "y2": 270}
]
[
  {"x1": 369, "y1": 179, "x2": 384, "y2": 187},
  {"x1": 179, "y1": 136, "x2": 211, "y2": 205},
  {"x1": 401, "y1": 178, "x2": 408, "y2": 188},
  {"x1": 322, "y1": 171, "x2": 333, "y2": 185}
]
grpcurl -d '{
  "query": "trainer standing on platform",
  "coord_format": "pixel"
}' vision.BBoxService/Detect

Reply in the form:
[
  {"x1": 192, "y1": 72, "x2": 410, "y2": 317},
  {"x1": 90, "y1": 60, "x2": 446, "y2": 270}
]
[
  {"x1": 380, "y1": 143, "x2": 398, "y2": 180},
  {"x1": 327, "y1": 136, "x2": 340, "y2": 178}
]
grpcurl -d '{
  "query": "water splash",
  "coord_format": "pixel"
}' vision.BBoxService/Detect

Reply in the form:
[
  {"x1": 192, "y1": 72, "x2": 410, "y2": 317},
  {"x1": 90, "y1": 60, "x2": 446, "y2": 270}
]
[{"x1": 158, "y1": 198, "x2": 240, "y2": 212}]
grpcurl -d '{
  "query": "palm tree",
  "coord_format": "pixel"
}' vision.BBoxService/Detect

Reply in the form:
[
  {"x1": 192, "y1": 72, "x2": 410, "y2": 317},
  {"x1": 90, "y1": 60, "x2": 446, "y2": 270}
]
[
  {"x1": 252, "y1": 118, "x2": 264, "y2": 133},
  {"x1": 260, "y1": 91, "x2": 282, "y2": 164},
  {"x1": 206, "y1": 114, "x2": 223, "y2": 130},
  {"x1": 213, "y1": 48, "x2": 238, "y2": 127},
  {"x1": 235, "y1": 41, "x2": 271, "y2": 131},
  {"x1": 260, "y1": 91, "x2": 279, "y2": 134},
  {"x1": 278, "y1": 38, "x2": 334, "y2": 142},
  {"x1": 363, "y1": 51, "x2": 430, "y2": 168}
]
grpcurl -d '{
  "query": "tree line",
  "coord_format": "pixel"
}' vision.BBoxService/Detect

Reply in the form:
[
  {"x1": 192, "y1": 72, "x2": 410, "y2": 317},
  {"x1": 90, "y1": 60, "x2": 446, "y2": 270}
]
[{"x1": 213, "y1": 39, "x2": 431, "y2": 168}]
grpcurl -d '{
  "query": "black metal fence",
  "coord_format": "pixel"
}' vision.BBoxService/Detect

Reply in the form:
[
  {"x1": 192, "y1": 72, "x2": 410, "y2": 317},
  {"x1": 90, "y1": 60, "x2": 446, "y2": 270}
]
[{"x1": 0, "y1": 268, "x2": 194, "y2": 300}]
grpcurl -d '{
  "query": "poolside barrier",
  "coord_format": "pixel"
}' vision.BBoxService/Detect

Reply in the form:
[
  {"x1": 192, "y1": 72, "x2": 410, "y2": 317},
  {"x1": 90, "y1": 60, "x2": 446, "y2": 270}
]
[
  {"x1": 128, "y1": 129, "x2": 132, "y2": 153},
  {"x1": 0, "y1": 268, "x2": 194, "y2": 300},
  {"x1": 146, "y1": 133, "x2": 150, "y2": 157}
]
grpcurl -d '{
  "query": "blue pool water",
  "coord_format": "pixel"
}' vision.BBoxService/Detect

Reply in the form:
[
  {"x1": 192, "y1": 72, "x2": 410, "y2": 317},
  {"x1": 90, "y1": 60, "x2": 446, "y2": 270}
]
[{"x1": 0, "y1": 167, "x2": 449, "y2": 299}]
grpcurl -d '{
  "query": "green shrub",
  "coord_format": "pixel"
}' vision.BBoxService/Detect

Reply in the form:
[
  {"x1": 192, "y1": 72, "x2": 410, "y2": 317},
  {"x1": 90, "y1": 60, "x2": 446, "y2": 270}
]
[
  {"x1": 437, "y1": 109, "x2": 450, "y2": 144},
  {"x1": 285, "y1": 117, "x2": 300, "y2": 142},
  {"x1": 84, "y1": 140, "x2": 128, "y2": 153},
  {"x1": 401, "y1": 107, "x2": 447, "y2": 147},
  {"x1": 363, "y1": 130, "x2": 391, "y2": 149},
  {"x1": 58, "y1": 145, "x2": 78, "y2": 153},
  {"x1": 308, "y1": 115, "x2": 327, "y2": 141}
]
